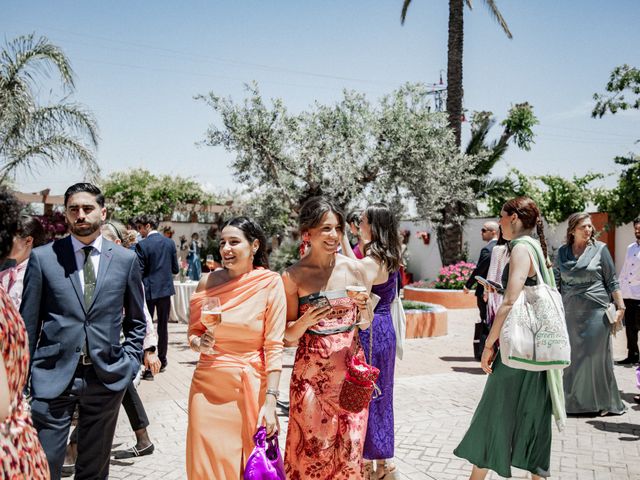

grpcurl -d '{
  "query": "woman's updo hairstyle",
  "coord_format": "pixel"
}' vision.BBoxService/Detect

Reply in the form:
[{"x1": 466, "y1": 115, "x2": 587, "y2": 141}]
[
  {"x1": 298, "y1": 197, "x2": 345, "y2": 233},
  {"x1": 502, "y1": 196, "x2": 551, "y2": 267},
  {"x1": 222, "y1": 216, "x2": 269, "y2": 268}
]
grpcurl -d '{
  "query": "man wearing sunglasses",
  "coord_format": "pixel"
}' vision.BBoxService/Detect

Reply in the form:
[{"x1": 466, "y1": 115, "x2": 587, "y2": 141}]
[{"x1": 465, "y1": 221, "x2": 499, "y2": 359}]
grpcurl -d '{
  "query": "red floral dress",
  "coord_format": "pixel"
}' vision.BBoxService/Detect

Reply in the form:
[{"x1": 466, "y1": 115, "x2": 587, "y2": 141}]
[
  {"x1": 1, "y1": 288, "x2": 50, "y2": 479},
  {"x1": 285, "y1": 292, "x2": 369, "y2": 480}
]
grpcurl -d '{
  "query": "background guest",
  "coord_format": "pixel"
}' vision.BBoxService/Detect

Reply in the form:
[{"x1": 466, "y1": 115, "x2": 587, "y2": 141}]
[
  {"x1": 283, "y1": 197, "x2": 371, "y2": 480},
  {"x1": 553, "y1": 212, "x2": 626, "y2": 415},
  {"x1": 342, "y1": 203, "x2": 402, "y2": 479},
  {"x1": 135, "y1": 214, "x2": 180, "y2": 374},
  {"x1": 186, "y1": 217, "x2": 285, "y2": 479},
  {"x1": 0, "y1": 215, "x2": 46, "y2": 310},
  {"x1": 346, "y1": 209, "x2": 365, "y2": 259},
  {"x1": 485, "y1": 228, "x2": 509, "y2": 326},
  {"x1": 0, "y1": 187, "x2": 50, "y2": 479},
  {"x1": 464, "y1": 221, "x2": 499, "y2": 359},
  {"x1": 617, "y1": 216, "x2": 640, "y2": 365},
  {"x1": 187, "y1": 232, "x2": 202, "y2": 281}
]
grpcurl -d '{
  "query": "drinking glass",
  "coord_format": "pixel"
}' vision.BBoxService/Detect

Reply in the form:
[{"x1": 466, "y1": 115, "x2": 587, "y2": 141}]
[
  {"x1": 345, "y1": 271, "x2": 372, "y2": 323},
  {"x1": 200, "y1": 297, "x2": 222, "y2": 354},
  {"x1": 206, "y1": 254, "x2": 216, "y2": 271}
]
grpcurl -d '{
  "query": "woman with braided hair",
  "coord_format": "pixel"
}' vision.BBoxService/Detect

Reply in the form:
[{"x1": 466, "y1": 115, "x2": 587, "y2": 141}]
[{"x1": 454, "y1": 197, "x2": 564, "y2": 480}]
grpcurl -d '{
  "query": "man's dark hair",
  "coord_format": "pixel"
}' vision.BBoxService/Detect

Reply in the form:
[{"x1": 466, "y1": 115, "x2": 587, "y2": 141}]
[
  {"x1": 134, "y1": 214, "x2": 159, "y2": 229},
  {"x1": 0, "y1": 188, "x2": 23, "y2": 259},
  {"x1": 17, "y1": 215, "x2": 46, "y2": 247},
  {"x1": 64, "y1": 183, "x2": 105, "y2": 207},
  {"x1": 634, "y1": 216, "x2": 640, "y2": 226}
]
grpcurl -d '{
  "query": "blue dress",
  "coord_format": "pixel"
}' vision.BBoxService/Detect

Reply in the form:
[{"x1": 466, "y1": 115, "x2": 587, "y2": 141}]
[
  {"x1": 359, "y1": 270, "x2": 397, "y2": 460},
  {"x1": 187, "y1": 240, "x2": 202, "y2": 281}
]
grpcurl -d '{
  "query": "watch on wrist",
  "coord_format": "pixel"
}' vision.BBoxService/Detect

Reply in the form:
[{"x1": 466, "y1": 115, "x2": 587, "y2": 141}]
[
  {"x1": 145, "y1": 346, "x2": 157, "y2": 353},
  {"x1": 266, "y1": 389, "x2": 280, "y2": 399}
]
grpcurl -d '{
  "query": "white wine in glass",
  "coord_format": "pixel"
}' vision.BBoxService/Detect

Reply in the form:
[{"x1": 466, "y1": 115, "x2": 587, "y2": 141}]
[
  {"x1": 200, "y1": 297, "x2": 222, "y2": 354},
  {"x1": 206, "y1": 254, "x2": 216, "y2": 270}
]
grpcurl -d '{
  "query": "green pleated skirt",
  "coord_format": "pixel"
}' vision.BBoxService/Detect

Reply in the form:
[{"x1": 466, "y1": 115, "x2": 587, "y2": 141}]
[{"x1": 454, "y1": 352, "x2": 552, "y2": 478}]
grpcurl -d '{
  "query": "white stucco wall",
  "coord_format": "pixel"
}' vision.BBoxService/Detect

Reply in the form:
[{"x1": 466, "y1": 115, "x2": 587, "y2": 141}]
[{"x1": 403, "y1": 216, "x2": 633, "y2": 282}]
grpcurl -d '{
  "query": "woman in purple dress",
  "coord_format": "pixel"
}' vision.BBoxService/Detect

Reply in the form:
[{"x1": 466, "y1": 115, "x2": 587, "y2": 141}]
[{"x1": 342, "y1": 203, "x2": 402, "y2": 479}]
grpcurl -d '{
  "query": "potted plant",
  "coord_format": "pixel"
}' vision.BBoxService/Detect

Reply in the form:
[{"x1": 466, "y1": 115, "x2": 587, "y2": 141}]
[
  {"x1": 403, "y1": 261, "x2": 478, "y2": 309},
  {"x1": 401, "y1": 300, "x2": 448, "y2": 338}
]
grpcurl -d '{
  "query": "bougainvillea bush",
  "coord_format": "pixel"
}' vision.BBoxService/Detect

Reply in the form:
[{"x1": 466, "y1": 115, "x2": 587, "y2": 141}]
[
  {"x1": 409, "y1": 261, "x2": 476, "y2": 290},
  {"x1": 434, "y1": 261, "x2": 476, "y2": 289}
]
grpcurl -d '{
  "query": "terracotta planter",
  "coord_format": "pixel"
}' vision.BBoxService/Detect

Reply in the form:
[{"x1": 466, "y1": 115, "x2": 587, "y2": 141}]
[
  {"x1": 405, "y1": 305, "x2": 448, "y2": 338},
  {"x1": 403, "y1": 286, "x2": 477, "y2": 309}
]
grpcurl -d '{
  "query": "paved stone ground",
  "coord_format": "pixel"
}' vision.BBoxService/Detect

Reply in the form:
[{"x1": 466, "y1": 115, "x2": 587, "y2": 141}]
[{"x1": 108, "y1": 310, "x2": 640, "y2": 479}]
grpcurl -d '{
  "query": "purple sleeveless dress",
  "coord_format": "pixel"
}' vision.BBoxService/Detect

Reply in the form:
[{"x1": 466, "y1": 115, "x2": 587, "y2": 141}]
[{"x1": 358, "y1": 271, "x2": 398, "y2": 460}]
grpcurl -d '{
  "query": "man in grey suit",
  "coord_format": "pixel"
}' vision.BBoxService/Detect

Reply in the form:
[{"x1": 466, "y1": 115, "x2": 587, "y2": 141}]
[{"x1": 21, "y1": 183, "x2": 146, "y2": 480}]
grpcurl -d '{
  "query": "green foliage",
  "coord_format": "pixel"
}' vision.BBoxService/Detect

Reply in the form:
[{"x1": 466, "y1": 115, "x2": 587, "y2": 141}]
[
  {"x1": 467, "y1": 104, "x2": 539, "y2": 207},
  {"x1": 486, "y1": 168, "x2": 604, "y2": 224},
  {"x1": 269, "y1": 241, "x2": 300, "y2": 274},
  {"x1": 0, "y1": 34, "x2": 99, "y2": 183},
  {"x1": 595, "y1": 154, "x2": 640, "y2": 225},
  {"x1": 401, "y1": 300, "x2": 435, "y2": 312},
  {"x1": 100, "y1": 168, "x2": 217, "y2": 222},
  {"x1": 592, "y1": 64, "x2": 640, "y2": 118},
  {"x1": 199, "y1": 82, "x2": 478, "y2": 237}
]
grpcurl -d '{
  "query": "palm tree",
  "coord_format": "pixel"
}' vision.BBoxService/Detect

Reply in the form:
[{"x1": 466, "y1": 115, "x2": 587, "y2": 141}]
[
  {"x1": 401, "y1": 0, "x2": 512, "y2": 147},
  {"x1": 401, "y1": 0, "x2": 512, "y2": 265},
  {"x1": 0, "y1": 33, "x2": 99, "y2": 184}
]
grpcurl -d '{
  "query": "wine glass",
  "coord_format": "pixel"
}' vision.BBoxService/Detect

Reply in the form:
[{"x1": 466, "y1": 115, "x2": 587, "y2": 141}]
[
  {"x1": 346, "y1": 271, "x2": 371, "y2": 324},
  {"x1": 206, "y1": 254, "x2": 216, "y2": 271},
  {"x1": 200, "y1": 297, "x2": 222, "y2": 354}
]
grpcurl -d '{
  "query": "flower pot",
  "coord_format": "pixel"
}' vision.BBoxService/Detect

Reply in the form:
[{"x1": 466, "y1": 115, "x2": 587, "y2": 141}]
[
  {"x1": 405, "y1": 304, "x2": 448, "y2": 338},
  {"x1": 403, "y1": 286, "x2": 477, "y2": 309}
]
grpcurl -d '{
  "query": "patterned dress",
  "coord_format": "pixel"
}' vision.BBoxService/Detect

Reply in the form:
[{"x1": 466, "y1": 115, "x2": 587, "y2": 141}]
[
  {"x1": 1, "y1": 288, "x2": 50, "y2": 479},
  {"x1": 285, "y1": 291, "x2": 369, "y2": 480},
  {"x1": 359, "y1": 271, "x2": 397, "y2": 460}
]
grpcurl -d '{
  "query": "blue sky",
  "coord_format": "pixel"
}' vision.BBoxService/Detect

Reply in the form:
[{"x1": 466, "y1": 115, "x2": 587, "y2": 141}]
[{"x1": 3, "y1": 0, "x2": 639, "y2": 195}]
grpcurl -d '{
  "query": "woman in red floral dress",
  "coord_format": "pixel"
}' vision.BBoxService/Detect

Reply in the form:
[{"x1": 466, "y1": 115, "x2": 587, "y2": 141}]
[
  {"x1": 1, "y1": 188, "x2": 50, "y2": 479},
  {"x1": 283, "y1": 197, "x2": 372, "y2": 480}
]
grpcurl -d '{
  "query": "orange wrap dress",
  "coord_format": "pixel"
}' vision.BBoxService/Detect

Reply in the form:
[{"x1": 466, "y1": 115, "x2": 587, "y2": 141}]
[{"x1": 186, "y1": 268, "x2": 286, "y2": 480}]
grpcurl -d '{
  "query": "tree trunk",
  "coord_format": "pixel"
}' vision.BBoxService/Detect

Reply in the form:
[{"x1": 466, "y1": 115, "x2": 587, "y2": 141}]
[
  {"x1": 436, "y1": 204, "x2": 465, "y2": 266},
  {"x1": 438, "y1": 0, "x2": 465, "y2": 266},
  {"x1": 447, "y1": 0, "x2": 464, "y2": 148}
]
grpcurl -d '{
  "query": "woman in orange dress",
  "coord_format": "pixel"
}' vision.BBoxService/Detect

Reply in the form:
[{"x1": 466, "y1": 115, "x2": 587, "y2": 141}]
[
  {"x1": 1, "y1": 188, "x2": 50, "y2": 479},
  {"x1": 186, "y1": 217, "x2": 286, "y2": 480},
  {"x1": 283, "y1": 197, "x2": 372, "y2": 480}
]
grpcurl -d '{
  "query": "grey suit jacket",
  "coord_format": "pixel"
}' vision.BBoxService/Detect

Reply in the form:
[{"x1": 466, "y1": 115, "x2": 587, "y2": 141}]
[{"x1": 20, "y1": 235, "x2": 146, "y2": 399}]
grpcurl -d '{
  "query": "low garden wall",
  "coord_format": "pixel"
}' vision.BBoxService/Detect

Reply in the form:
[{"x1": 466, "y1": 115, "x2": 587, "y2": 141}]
[{"x1": 403, "y1": 286, "x2": 477, "y2": 310}]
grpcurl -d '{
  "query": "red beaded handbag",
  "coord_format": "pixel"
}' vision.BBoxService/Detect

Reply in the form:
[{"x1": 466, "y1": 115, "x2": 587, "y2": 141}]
[{"x1": 339, "y1": 323, "x2": 380, "y2": 413}]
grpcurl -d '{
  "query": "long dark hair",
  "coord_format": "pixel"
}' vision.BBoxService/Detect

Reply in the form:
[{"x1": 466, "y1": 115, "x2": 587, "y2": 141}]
[
  {"x1": 502, "y1": 196, "x2": 550, "y2": 266},
  {"x1": 299, "y1": 197, "x2": 345, "y2": 232},
  {"x1": 222, "y1": 216, "x2": 269, "y2": 268},
  {"x1": 362, "y1": 203, "x2": 402, "y2": 272},
  {"x1": 0, "y1": 188, "x2": 23, "y2": 259}
]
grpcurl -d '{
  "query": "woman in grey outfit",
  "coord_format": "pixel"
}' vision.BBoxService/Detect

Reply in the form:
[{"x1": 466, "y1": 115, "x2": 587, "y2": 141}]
[{"x1": 553, "y1": 212, "x2": 626, "y2": 415}]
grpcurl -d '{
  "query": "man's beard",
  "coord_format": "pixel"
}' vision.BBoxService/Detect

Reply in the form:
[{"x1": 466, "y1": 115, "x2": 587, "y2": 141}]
[{"x1": 70, "y1": 221, "x2": 101, "y2": 237}]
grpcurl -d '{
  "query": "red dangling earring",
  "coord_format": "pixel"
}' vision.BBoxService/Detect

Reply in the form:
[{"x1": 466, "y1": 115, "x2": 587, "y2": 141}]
[{"x1": 299, "y1": 232, "x2": 311, "y2": 258}]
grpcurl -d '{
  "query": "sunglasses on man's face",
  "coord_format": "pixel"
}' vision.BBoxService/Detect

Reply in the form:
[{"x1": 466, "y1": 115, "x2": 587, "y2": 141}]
[{"x1": 481, "y1": 228, "x2": 490, "y2": 233}]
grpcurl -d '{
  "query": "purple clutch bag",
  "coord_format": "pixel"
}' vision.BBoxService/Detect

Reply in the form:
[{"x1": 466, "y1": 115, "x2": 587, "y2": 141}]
[{"x1": 243, "y1": 426, "x2": 286, "y2": 480}]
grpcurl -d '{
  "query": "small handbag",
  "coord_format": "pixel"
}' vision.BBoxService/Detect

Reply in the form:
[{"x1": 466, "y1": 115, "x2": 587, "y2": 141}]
[
  {"x1": 243, "y1": 426, "x2": 286, "y2": 480},
  {"x1": 499, "y1": 238, "x2": 571, "y2": 372},
  {"x1": 339, "y1": 322, "x2": 380, "y2": 413},
  {"x1": 390, "y1": 274, "x2": 406, "y2": 360}
]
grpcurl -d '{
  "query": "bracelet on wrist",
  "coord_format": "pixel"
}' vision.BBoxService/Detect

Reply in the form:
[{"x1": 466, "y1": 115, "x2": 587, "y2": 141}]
[
  {"x1": 266, "y1": 389, "x2": 280, "y2": 399},
  {"x1": 617, "y1": 306, "x2": 626, "y2": 311},
  {"x1": 484, "y1": 344, "x2": 494, "y2": 351}
]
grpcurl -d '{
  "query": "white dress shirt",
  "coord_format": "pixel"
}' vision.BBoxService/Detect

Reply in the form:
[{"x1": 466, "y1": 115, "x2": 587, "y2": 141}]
[
  {"x1": 619, "y1": 241, "x2": 640, "y2": 300},
  {"x1": 70, "y1": 234, "x2": 103, "y2": 292}
]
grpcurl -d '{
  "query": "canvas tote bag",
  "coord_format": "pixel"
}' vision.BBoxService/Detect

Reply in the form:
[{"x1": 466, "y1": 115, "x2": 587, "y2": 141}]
[{"x1": 499, "y1": 237, "x2": 571, "y2": 372}]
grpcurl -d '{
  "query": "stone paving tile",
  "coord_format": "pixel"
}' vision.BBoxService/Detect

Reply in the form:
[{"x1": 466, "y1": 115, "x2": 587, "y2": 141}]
[{"x1": 108, "y1": 311, "x2": 640, "y2": 479}]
